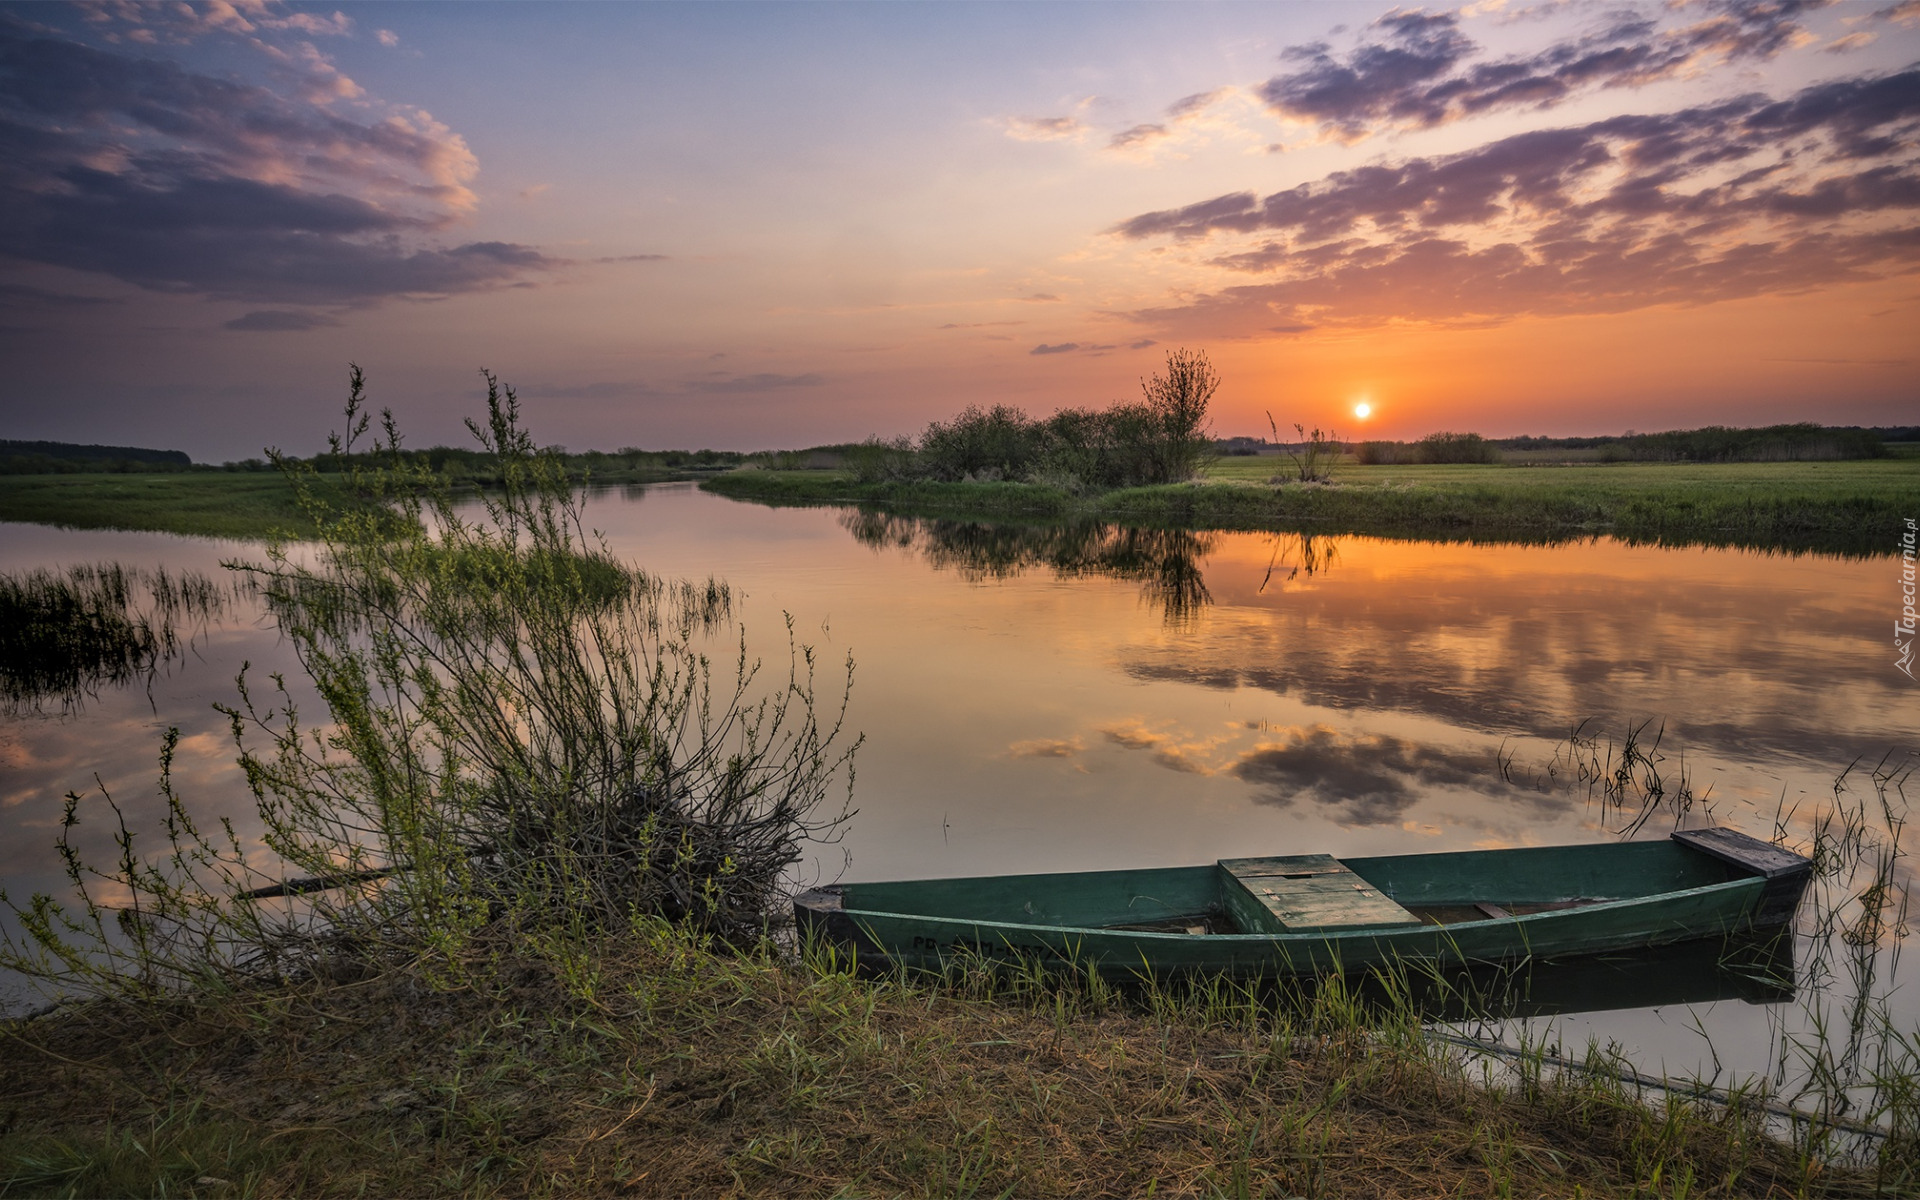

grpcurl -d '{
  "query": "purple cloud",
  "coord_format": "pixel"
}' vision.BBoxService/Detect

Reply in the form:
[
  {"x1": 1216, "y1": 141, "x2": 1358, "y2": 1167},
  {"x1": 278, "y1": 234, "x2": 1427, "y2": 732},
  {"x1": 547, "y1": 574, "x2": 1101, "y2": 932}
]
[
  {"x1": 683, "y1": 373, "x2": 826, "y2": 393},
  {"x1": 0, "y1": 22, "x2": 556, "y2": 306},
  {"x1": 224, "y1": 309, "x2": 339, "y2": 332},
  {"x1": 1116, "y1": 67, "x2": 1920, "y2": 332},
  {"x1": 1258, "y1": 2, "x2": 1834, "y2": 141}
]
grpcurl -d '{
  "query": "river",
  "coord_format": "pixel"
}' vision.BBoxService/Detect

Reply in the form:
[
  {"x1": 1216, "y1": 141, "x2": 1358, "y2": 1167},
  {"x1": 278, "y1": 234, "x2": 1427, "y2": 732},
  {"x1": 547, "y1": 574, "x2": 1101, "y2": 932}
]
[{"x1": 2, "y1": 481, "x2": 1914, "y2": 1116}]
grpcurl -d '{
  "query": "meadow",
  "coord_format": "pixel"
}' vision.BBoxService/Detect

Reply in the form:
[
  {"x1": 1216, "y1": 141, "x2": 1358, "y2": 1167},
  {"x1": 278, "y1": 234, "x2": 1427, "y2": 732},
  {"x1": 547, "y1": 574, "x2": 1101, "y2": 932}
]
[
  {"x1": 0, "y1": 472, "x2": 331, "y2": 540},
  {"x1": 703, "y1": 456, "x2": 1920, "y2": 557},
  {"x1": 0, "y1": 449, "x2": 732, "y2": 540},
  {"x1": 3, "y1": 394, "x2": 1915, "y2": 1197},
  {"x1": 5, "y1": 920, "x2": 1911, "y2": 1199}
]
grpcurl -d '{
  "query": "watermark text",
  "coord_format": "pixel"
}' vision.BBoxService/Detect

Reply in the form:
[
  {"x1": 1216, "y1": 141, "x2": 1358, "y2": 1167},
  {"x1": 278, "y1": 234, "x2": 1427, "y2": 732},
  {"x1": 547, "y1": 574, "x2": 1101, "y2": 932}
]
[{"x1": 1899, "y1": 516, "x2": 1916, "y2": 679}]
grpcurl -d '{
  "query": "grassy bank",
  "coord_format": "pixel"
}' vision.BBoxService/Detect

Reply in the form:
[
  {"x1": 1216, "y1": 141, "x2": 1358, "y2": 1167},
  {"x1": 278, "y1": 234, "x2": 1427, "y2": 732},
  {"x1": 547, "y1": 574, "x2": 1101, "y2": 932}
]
[
  {"x1": 3, "y1": 925, "x2": 1902, "y2": 1199},
  {"x1": 0, "y1": 473, "x2": 333, "y2": 540},
  {"x1": 0, "y1": 466, "x2": 709, "y2": 541},
  {"x1": 703, "y1": 459, "x2": 1920, "y2": 556}
]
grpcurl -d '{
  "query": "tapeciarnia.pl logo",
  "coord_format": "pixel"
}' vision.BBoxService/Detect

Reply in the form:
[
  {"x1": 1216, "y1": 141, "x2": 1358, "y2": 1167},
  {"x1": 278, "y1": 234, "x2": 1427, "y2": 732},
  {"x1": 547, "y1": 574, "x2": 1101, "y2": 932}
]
[{"x1": 1899, "y1": 517, "x2": 1916, "y2": 680}]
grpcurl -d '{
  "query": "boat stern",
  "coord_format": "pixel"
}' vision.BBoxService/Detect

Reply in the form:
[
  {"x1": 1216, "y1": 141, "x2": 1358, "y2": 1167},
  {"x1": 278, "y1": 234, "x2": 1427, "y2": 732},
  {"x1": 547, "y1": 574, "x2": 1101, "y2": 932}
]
[{"x1": 1670, "y1": 827, "x2": 1814, "y2": 928}]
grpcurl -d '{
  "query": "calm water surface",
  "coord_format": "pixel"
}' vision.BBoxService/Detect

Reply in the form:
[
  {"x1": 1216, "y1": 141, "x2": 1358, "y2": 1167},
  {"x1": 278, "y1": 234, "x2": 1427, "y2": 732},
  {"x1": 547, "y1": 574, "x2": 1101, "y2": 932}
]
[{"x1": 2, "y1": 483, "x2": 1914, "y2": 1101}]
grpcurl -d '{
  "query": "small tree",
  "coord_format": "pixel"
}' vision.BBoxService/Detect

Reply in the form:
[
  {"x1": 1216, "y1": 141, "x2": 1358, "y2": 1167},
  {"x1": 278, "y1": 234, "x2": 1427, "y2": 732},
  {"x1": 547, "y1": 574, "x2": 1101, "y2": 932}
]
[{"x1": 1138, "y1": 348, "x2": 1219, "y2": 483}]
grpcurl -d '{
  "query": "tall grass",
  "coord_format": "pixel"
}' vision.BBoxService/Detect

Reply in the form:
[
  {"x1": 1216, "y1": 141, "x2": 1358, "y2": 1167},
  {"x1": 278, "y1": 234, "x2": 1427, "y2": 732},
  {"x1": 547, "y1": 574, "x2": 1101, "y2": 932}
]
[
  {"x1": 0, "y1": 368, "x2": 859, "y2": 1004},
  {"x1": 0, "y1": 563, "x2": 235, "y2": 716}
]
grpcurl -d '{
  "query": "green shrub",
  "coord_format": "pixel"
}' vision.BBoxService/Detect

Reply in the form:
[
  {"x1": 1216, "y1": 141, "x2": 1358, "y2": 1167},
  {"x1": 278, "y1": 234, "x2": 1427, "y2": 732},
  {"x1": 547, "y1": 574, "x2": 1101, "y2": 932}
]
[
  {"x1": 1, "y1": 367, "x2": 858, "y2": 1002},
  {"x1": 914, "y1": 349, "x2": 1219, "y2": 490},
  {"x1": 1417, "y1": 432, "x2": 1502, "y2": 464},
  {"x1": 1353, "y1": 440, "x2": 1413, "y2": 465}
]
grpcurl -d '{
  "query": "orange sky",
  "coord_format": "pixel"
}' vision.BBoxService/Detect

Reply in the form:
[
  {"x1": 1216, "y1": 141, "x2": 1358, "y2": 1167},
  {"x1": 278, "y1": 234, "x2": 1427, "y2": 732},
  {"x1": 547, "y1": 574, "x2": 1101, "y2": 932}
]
[{"x1": 1, "y1": 1, "x2": 1916, "y2": 458}]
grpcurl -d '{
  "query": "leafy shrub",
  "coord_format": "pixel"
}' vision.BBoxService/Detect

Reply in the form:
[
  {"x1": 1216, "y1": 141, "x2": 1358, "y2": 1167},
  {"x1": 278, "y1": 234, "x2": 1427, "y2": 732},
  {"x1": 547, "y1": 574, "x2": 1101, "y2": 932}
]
[
  {"x1": 843, "y1": 436, "x2": 918, "y2": 483},
  {"x1": 1, "y1": 368, "x2": 858, "y2": 1002},
  {"x1": 1353, "y1": 440, "x2": 1414, "y2": 465},
  {"x1": 918, "y1": 404, "x2": 1040, "y2": 482},
  {"x1": 1417, "y1": 432, "x2": 1502, "y2": 464},
  {"x1": 913, "y1": 349, "x2": 1219, "y2": 490}
]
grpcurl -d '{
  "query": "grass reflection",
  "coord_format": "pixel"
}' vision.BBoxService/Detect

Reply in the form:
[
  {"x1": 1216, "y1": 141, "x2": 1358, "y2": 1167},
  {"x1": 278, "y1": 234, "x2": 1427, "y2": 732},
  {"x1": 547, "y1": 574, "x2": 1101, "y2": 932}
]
[
  {"x1": 840, "y1": 511, "x2": 1222, "y2": 625},
  {"x1": 0, "y1": 563, "x2": 237, "y2": 716}
]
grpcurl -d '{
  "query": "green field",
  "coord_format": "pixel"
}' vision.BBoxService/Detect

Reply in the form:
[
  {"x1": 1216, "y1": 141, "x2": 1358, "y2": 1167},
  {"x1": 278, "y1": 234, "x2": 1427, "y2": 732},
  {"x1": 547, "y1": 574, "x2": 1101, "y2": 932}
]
[
  {"x1": 0, "y1": 472, "x2": 329, "y2": 540},
  {"x1": 5, "y1": 458, "x2": 1915, "y2": 556},
  {"x1": 1203, "y1": 454, "x2": 1920, "y2": 492},
  {"x1": 0, "y1": 465, "x2": 700, "y2": 541},
  {"x1": 703, "y1": 457, "x2": 1920, "y2": 557}
]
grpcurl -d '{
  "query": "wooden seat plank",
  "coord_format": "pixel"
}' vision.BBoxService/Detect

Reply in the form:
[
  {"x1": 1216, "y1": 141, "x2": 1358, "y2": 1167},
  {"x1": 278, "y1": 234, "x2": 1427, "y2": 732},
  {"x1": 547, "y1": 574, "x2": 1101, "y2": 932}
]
[{"x1": 1219, "y1": 856, "x2": 1420, "y2": 934}]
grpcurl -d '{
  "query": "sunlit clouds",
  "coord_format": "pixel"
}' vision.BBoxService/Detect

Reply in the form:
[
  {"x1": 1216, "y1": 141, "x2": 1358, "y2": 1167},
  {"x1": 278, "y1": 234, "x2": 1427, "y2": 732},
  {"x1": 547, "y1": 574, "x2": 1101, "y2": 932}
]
[{"x1": 0, "y1": 1, "x2": 1914, "y2": 458}]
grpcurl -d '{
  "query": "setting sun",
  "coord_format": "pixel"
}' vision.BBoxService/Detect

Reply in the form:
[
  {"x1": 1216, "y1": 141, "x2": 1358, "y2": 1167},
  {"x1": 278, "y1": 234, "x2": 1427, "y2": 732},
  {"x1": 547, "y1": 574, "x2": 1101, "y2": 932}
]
[{"x1": 1354, "y1": 402, "x2": 1373, "y2": 420}]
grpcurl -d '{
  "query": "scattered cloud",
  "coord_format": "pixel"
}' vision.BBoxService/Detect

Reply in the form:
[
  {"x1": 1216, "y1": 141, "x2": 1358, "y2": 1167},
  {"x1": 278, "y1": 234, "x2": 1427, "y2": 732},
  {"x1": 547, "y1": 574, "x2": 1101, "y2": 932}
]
[
  {"x1": 1004, "y1": 115, "x2": 1084, "y2": 142},
  {"x1": 1020, "y1": 292, "x2": 1063, "y2": 302},
  {"x1": 0, "y1": 283, "x2": 117, "y2": 307},
  {"x1": 376, "y1": 28, "x2": 400, "y2": 48},
  {"x1": 0, "y1": 20, "x2": 557, "y2": 307},
  {"x1": 683, "y1": 372, "x2": 826, "y2": 393},
  {"x1": 1257, "y1": 2, "x2": 1832, "y2": 142},
  {"x1": 525, "y1": 380, "x2": 656, "y2": 400},
  {"x1": 1128, "y1": 339, "x2": 1158, "y2": 349},
  {"x1": 1114, "y1": 66, "x2": 1920, "y2": 333},
  {"x1": 1102, "y1": 725, "x2": 1162, "y2": 751},
  {"x1": 1030, "y1": 341, "x2": 1121, "y2": 355},
  {"x1": 1007, "y1": 737, "x2": 1083, "y2": 759},
  {"x1": 1166, "y1": 88, "x2": 1231, "y2": 119},
  {"x1": 1109, "y1": 122, "x2": 1170, "y2": 151},
  {"x1": 1228, "y1": 725, "x2": 1500, "y2": 827},
  {"x1": 1098, "y1": 723, "x2": 1220, "y2": 776},
  {"x1": 1826, "y1": 31, "x2": 1878, "y2": 53},
  {"x1": 595, "y1": 253, "x2": 670, "y2": 263},
  {"x1": 1879, "y1": 1, "x2": 1920, "y2": 27},
  {"x1": 223, "y1": 308, "x2": 338, "y2": 331}
]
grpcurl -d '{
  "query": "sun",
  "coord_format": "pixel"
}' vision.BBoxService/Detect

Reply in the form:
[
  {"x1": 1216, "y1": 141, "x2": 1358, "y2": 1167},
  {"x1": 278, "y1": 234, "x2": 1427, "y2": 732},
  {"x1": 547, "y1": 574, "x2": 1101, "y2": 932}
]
[{"x1": 1353, "y1": 401, "x2": 1372, "y2": 420}]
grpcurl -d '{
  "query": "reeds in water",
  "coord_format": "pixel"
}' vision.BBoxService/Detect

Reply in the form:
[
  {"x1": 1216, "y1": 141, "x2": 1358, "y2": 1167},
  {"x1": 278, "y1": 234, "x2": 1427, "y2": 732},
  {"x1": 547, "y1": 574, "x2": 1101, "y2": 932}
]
[{"x1": 0, "y1": 563, "x2": 234, "y2": 715}]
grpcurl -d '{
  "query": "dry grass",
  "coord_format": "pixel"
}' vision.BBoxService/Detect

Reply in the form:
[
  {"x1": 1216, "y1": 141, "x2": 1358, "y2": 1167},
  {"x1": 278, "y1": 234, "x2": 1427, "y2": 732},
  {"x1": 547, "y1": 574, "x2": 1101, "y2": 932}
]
[{"x1": 2, "y1": 924, "x2": 1899, "y2": 1199}]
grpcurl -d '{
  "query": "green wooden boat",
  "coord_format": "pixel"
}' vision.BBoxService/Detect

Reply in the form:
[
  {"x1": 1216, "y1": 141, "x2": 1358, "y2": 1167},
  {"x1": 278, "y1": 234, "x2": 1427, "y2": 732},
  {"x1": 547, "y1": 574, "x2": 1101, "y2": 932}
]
[{"x1": 793, "y1": 827, "x2": 1813, "y2": 978}]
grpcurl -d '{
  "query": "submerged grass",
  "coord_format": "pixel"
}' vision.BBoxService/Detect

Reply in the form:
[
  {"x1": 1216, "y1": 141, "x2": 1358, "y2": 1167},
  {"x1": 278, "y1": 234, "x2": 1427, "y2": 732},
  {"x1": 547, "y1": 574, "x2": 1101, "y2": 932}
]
[
  {"x1": 3, "y1": 920, "x2": 1905, "y2": 1199},
  {"x1": 703, "y1": 457, "x2": 1920, "y2": 557}
]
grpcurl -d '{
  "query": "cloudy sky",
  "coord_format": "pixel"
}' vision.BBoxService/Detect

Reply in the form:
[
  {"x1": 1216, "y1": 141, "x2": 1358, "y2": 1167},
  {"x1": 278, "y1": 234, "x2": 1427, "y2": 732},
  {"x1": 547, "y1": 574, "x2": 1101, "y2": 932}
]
[{"x1": 1, "y1": 0, "x2": 1915, "y2": 460}]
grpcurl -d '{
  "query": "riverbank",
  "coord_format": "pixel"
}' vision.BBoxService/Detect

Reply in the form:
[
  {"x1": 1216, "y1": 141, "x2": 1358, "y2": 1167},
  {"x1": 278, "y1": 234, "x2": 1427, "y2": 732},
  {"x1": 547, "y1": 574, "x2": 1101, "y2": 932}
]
[
  {"x1": 702, "y1": 459, "x2": 1920, "y2": 557},
  {"x1": 5, "y1": 460, "x2": 1913, "y2": 554},
  {"x1": 2, "y1": 926, "x2": 1896, "y2": 1198},
  {"x1": 0, "y1": 466, "x2": 717, "y2": 541}
]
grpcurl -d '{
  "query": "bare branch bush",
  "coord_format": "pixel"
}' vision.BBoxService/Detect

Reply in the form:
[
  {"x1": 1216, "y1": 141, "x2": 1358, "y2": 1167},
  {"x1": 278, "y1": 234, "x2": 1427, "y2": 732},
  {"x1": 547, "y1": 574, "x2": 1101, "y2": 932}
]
[
  {"x1": 1269, "y1": 412, "x2": 1342, "y2": 483},
  {"x1": 1, "y1": 369, "x2": 858, "y2": 1001}
]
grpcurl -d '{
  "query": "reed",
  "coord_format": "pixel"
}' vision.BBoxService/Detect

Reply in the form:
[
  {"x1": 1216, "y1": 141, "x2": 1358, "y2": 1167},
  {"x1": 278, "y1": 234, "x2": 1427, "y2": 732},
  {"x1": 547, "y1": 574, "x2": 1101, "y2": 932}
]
[
  {"x1": 0, "y1": 563, "x2": 235, "y2": 715},
  {"x1": 0, "y1": 369, "x2": 859, "y2": 1006}
]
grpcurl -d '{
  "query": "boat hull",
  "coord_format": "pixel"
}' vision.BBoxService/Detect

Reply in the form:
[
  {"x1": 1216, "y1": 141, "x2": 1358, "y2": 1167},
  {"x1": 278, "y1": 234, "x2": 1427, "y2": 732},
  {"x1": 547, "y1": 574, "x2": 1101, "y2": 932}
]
[{"x1": 793, "y1": 833, "x2": 1811, "y2": 979}]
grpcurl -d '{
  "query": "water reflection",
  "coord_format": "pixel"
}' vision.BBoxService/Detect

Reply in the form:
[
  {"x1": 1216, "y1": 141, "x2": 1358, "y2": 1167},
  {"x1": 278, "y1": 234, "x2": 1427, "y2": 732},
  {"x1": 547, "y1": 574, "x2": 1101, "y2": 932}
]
[
  {"x1": 841, "y1": 512, "x2": 1239, "y2": 625},
  {"x1": 0, "y1": 563, "x2": 239, "y2": 718},
  {"x1": 3, "y1": 488, "x2": 1914, "y2": 1112},
  {"x1": 1384, "y1": 931, "x2": 1797, "y2": 1022}
]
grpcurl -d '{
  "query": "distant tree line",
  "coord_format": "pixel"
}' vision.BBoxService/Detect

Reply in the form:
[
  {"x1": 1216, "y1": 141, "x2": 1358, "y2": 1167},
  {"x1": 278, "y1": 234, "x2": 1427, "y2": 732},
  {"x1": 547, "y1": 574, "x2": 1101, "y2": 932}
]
[
  {"x1": 0, "y1": 440, "x2": 193, "y2": 475},
  {"x1": 842, "y1": 348, "x2": 1219, "y2": 492},
  {"x1": 1350, "y1": 423, "x2": 1902, "y2": 466}
]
